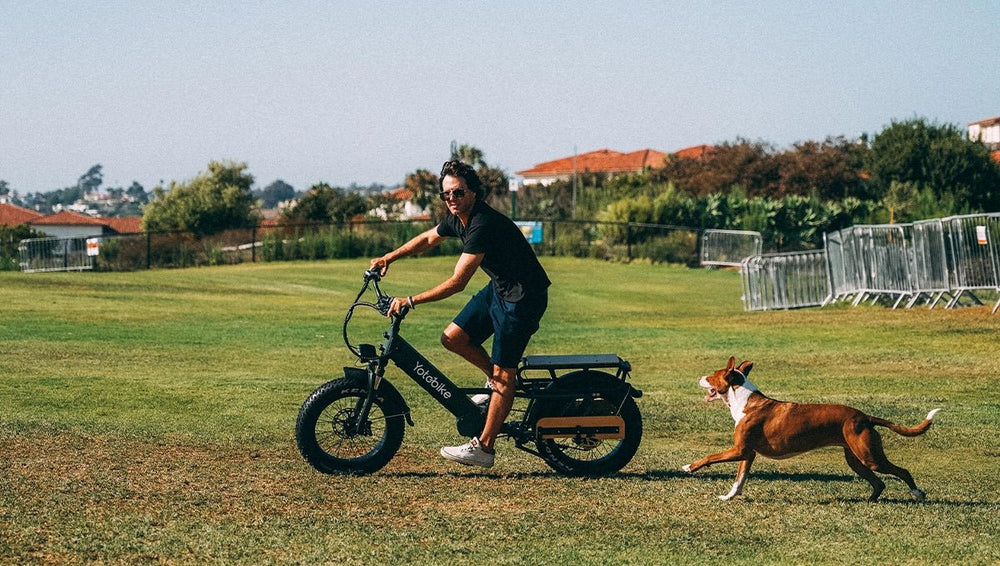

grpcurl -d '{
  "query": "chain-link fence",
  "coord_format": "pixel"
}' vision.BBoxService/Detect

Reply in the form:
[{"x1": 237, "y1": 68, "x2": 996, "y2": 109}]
[{"x1": 17, "y1": 219, "x2": 703, "y2": 273}]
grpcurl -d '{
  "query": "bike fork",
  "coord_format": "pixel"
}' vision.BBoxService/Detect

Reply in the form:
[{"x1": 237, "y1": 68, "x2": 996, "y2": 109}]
[{"x1": 350, "y1": 361, "x2": 383, "y2": 435}]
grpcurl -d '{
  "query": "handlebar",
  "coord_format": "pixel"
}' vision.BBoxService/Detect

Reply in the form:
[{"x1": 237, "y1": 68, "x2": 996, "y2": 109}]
[{"x1": 344, "y1": 268, "x2": 408, "y2": 360}]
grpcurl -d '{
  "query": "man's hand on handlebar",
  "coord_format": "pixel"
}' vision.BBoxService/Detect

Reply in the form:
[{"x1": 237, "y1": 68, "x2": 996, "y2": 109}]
[
  {"x1": 385, "y1": 296, "x2": 410, "y2": 318},
  {"x1": 369, "y1": 256, "x2": 390, "y2": 277}
]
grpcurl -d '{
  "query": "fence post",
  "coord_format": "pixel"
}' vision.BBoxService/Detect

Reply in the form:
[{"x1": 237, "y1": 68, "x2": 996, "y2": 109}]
[
  {"x1": 626, "y1": 222, "x2": 632, "y2": 260},
  {"x1": 146, "y1": 232, "x2": 151, "y2": 270},
  {"x1": 251, "y1": 226, "x2": 257, "y2": 263},
  {"x1": 549, "y1": 221, "x2": 557, "y2": 256}
]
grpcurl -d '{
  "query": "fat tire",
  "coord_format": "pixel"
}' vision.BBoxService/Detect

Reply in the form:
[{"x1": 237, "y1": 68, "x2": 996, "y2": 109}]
[
  {"x1": 535, "y1": 372, "x2": 643, "y2": 477},
  {"x1": 296, "y1": 377, "x2": 405, "y2": 475}
]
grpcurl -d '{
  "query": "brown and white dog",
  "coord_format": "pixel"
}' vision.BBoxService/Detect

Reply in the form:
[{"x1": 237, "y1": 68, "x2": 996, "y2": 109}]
[{"x1": 682, "y1": 357, "x2": 940, "y2": 502}]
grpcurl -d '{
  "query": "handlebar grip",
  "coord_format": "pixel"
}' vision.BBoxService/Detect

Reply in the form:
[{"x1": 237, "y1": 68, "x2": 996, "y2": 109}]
[
  {"x1": 364, "y1": 268, "x2": 382, "y2": 281},
  {"x1": 375, "y1": 295, "x2": 410, "y2": 319}
]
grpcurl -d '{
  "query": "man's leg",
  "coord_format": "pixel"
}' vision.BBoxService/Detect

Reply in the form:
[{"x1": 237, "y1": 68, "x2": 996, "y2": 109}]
[
  {"x1": 478, "y1": 365, "x2": 516, "y2": 451},
  {"x1": 441, "y1": 323, "x2": 493, "y2": 379}
]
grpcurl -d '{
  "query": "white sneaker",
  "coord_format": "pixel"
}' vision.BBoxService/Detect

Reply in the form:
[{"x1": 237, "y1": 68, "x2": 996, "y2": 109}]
[
  {"x1": 440, "y1": 437, "x2": 495, "y2": 468},
  {"x1": 470, "y1": 380, "x2": 492, "y2": 406}
]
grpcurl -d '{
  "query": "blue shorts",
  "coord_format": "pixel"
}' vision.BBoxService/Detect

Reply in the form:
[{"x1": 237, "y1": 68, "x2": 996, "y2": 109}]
[{"x1": 453, "y1": 284, "x2": 548, "y2": 369}]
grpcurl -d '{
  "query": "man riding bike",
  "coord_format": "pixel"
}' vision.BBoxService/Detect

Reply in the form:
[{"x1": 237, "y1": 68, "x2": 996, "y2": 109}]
[{"x1": 370, "y1": 160, "x2": 550, "y2": 468}]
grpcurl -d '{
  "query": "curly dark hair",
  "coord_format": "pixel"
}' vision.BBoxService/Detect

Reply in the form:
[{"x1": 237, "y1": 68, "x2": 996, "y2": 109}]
[{"x1": 439, "y1": 160, "x2": 483, "y2": 199}]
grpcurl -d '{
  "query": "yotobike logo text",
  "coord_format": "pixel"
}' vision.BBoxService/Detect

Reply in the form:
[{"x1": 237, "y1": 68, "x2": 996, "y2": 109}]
[{"x1": 413, "y1": 362, "x2": 452, "y2": 399}]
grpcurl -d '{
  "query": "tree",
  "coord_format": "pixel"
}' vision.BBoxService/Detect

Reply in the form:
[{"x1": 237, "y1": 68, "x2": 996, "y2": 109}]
[
  {"x1": 78, "y1": 164, "x2": 103, "y2": 194},
  {"x1": 866, "y1": 117, "x2": 1000, "y2": 212},
  {"x1": 404, "y1": 168, "x2": 442, "y2": 220},
  {"x1": 776, "y1": 137, "x2": 869, "y2": 200},
  {"x1": 126, "y1": 182, "x2": 148, "y2": 204},
  {"x1": 142, "y1": 161, "x2": 259, "y2": 235},
  {"x1": 657, "y1": 139, "x2": 780, "y2": 198},
  {"x1": 282, "y1": 183, "x2": 367, "y2": 224},
  {"x1": 256, "y1": 179, "x2": 296, "y2": 209}
]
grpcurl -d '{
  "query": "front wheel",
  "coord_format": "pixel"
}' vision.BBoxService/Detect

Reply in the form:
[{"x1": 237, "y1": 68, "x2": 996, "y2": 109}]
[
  {"x1": 535, "y1": 372, "x2": 643, "y2": 477},
  {"x1": 296, "y1": 377, "x2": 406, "y2": 474}
]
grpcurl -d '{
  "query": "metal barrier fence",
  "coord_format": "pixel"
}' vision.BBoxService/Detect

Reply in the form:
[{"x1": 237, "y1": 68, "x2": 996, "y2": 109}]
[
  {"x1": 945, "y1": 213, "x2": 1000, "y2": 310},
  {"x1": 745, "y1": 212, "x2": 1000, "y2": 313},
  {"x1": 18, "y1": 237, "x2": 96, "y2": 273},
  {"x1": 740, "y1": 250, "x2": 829, "y2": 311},
  {"x1": 909, "y1": 218, "x2": 953, "y2": 308},
  {"x1": 700, "y1": 229, "x2": 762, "y2": 267},
  {"x1": 823, "y1": 224, "x2": 914, "y2": 307}
]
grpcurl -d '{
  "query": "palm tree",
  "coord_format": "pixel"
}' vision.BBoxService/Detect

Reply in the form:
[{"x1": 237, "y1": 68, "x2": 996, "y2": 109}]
[{"x1": 449, "y1": 141, "x2": 486, "y2": 168}]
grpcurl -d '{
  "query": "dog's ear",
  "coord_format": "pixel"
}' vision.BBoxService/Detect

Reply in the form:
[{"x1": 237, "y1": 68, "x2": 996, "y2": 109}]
[
  {"x1": 726, "y1": 356, "x2": 736, "y2": 371},
  {"x1": 738, "y1": 360, "x2": 753, "y2": 377}
]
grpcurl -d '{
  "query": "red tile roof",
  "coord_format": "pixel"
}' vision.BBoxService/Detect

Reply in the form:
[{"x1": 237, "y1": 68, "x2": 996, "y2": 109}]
[
  {"x1": 969, "y1": 116, "x2": 1000, "y2": 127},
  {"x1": 29, "y1": 211, "x2": 143, "y2": 234},
  {"x1": 516, "y1": 148, "x2": 668, "y2": 177},
  {"x1": 671, "y1": 144, "x2": 716, "y2": 160},
  {"x1": 0, "y1": 202, "x2": 44, "y2": 227},
  {"x1": 30, "y1": 210, "x2": 108, "y2": 226},
  {"x1": 101, "y1": 216, "x2": 143, "y2": 234},
  {"x1": 390, "y1": 188, "x2": 415, "y2": 200}
]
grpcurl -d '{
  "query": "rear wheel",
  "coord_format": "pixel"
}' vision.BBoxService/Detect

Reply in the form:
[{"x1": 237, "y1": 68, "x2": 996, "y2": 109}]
[
  {"x1": 535, "y1": 372, "x2": 643, "y2": 477},
  {"x1": 296, "y1": 378, "x2": 406, "y2": 474}
]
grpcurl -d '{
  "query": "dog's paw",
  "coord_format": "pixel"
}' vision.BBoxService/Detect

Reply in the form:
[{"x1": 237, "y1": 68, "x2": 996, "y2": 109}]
[
  {"x1": 910, "y1": 488, "x2": 926, "y2": 501},
  {"x1": 682, "y1": 464, "x2": 692, "y2": 473},
  {"x1": 718, "y1": 494, "x2": 734, "y2": 501}
]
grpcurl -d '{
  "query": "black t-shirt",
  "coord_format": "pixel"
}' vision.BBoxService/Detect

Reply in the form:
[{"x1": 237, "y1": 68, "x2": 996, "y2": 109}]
[{"x1": 436, "y1": 201, "x2": 551, "y2": 302}]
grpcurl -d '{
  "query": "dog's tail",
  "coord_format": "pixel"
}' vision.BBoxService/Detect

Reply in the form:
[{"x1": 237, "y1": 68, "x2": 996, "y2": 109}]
[{"x1": 870, "y1": 408, "x2": 941, "y2": 437}]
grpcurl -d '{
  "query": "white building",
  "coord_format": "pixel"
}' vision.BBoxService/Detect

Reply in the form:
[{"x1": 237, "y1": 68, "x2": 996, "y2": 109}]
[{"x1": 968, "y1": 116, "x2": 1000, "y2": 150}]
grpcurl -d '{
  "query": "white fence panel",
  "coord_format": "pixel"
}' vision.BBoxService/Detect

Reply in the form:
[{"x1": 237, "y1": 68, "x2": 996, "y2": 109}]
[
  {"x1": 18, "y1": 236, "x2": 97, "y2": 273},
  {"x1": 741, "y1": 250, "x2": 830, "y2": 311},
  {"x1": 701, "y1": 229, "x2": 762, "y2": 267}
]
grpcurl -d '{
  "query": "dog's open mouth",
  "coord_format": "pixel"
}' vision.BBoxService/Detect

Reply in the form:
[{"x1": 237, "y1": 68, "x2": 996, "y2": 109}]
[{"x1": 705, "y1": 387, "x2": 718, "y2": 401}]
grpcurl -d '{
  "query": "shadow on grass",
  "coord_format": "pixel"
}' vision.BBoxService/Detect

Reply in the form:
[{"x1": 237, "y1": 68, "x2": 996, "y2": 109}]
[{"x1": 382, "y1": 469, "x2": 852, "y2": 482}]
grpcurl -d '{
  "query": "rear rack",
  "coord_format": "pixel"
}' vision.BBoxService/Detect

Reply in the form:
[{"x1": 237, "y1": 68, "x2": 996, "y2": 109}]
[{"x1": 518, "y1": 353, "x2": 631, "y2": 381}]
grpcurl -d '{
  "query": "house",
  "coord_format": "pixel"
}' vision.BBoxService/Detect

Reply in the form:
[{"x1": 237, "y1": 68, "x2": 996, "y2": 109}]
[
  {"x1": 515, "y1": 145, "x2": 713, "y2": 186},
  {"x1": 968, "y1": 116, "x2": 1000, "y2": 149},
  {"x1": 369, "y1": 187, "x2": 431, "y2": 221},
  {"x1": 28, "y1": 210, "x2": 142, "y2": 239},
  {"x1": 968, "y1": 116, "x2": 1000, "y2": 150},
  {"x1": 967, "y1": 116, "x2": 1000, "y2": 163},
  {"x1": 0, "y1": 202, "x2": 43, "y2": 227}
]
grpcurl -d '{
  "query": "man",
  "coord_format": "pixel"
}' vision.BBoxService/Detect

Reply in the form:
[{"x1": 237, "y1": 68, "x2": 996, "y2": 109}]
[{"x1": 369, "y1": 160, "x2": 550, "y2": 468}]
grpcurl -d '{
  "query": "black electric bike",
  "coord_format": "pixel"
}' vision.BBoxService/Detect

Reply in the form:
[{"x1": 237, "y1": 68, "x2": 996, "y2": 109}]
[{"x1": 295, "y1": 269, "x2": 643, "y2": 476}]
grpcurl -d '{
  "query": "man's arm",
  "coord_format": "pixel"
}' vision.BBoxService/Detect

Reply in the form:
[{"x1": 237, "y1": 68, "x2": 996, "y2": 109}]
[
  {"x1": 370, "y1": 227, "x2": 445, "y2": 275},
  {"x1": 385, "y1": 252, "x2": 483, "y2": 316}
]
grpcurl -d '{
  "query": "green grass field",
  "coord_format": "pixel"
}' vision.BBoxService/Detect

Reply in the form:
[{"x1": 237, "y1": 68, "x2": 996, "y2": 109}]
[{"x1": 2, "y1": 257, "x2": 999, "y2": 564}]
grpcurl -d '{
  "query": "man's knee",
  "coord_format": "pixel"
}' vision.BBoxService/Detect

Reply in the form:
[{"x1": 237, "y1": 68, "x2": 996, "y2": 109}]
[{"x1": 441, "y1": 325, "x2": 469, "y2": 352}]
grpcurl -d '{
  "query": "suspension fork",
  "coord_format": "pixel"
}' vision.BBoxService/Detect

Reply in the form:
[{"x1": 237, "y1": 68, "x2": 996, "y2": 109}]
[{"x1": 350, "y1": 359, "x2": 385, "y2": 434}]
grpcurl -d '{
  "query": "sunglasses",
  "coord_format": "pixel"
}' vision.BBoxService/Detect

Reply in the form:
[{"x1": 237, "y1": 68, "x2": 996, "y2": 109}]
[{"x1": 438, "y1": 189, "x2": 468, "y2": 201}]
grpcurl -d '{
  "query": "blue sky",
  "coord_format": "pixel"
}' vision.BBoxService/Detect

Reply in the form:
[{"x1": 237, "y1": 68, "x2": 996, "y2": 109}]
[{"x1": 2, "y1": 1, "x2": 997, "y2": 194}]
